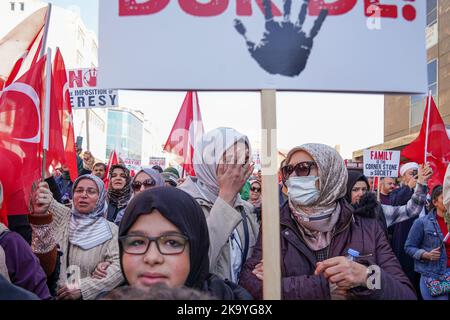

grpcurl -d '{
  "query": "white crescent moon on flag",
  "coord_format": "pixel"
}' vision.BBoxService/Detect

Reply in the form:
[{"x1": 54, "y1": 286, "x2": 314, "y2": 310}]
[
  {"x1": 62, "y1": 82, "x2": 69, "y2": 105},
  {"x1": 2, "y1": 82, "x2": 41, "y2": 143}
]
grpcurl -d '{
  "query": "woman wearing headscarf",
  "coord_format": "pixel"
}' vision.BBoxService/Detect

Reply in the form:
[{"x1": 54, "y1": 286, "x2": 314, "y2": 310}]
[
  {"x1": 106, "y1": 164, "x2": 132, "y2": 225},
  {"x1": 346, "y1": 168, "x2": 430, "y2": 236},
  {"x1": 29, "y1": 175, "x2": 124, "y2": 300},
  {"x1": 248, "y1": 179, "x2": 262, "y2": 223},
  {"x1": 131, "y1": 168, "x2": 165, "y2": 196},
  {"x1": 178, "y1": 127, "x2": 259, "y2": 284},
  {"x1": 118, "y1": 187, "x2": 252, "y2": 299},
  {"x1": 239, "y1": 143, "x2": 416, "y2": 300}
]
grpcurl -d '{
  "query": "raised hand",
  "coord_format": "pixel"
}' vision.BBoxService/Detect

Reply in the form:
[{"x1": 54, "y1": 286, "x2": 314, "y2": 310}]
[
  {"x1": 32, "y1": 182, "x2": 53, "y2": 215},
  {"x1": 417, "y1": 163, "x2": 433, "y2": 185},
  {"x1": 234, "y1": 0, "x2": 328, "y2": 77}
]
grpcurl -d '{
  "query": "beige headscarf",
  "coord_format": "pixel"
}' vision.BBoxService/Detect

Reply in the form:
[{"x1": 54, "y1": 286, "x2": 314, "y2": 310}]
[{"x1": 285, "y1": 143, "x2": 348, "y2": 251}]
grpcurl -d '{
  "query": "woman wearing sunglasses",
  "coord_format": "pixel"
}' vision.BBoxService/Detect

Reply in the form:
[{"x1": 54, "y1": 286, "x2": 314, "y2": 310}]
[
  {"x1": 249, "y1": 180, "x2": 262, "y2": 223},
  {"x1": 131, "y1": 168, "x2": 165, "y2": 196},
  {"x1": 118, "y1": 187, "x2": 252, "y2": 299},
  {"x1": 106, "y1": 164, "x2": 132, "y2": 225},
  {"x1": 239, "y1": 143, "x2": 416, "y2": 300}
]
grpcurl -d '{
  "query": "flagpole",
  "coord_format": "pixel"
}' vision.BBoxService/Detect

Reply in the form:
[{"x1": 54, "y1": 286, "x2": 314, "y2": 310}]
[
  {"x1": 424, "y1": 91, "x2": 432, "y2": 164},
  {"x1": 39, "y1": 3, "x2": 52, "y2": 59},
  {"x1": 42, "y1": 48, "x2": 52, "y2": 180}
]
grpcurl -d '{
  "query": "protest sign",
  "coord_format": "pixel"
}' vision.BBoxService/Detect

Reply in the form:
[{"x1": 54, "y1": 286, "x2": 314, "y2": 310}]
[
  {"x1": 68, "y1": 68, "x2": 118, "y2": 109},
  {"x1": 149, "y1": 157, "x2": 166, "y2": 168},
  {"x1": 99, "y1": 0, "x2": 426, "y2": 93},
  {"x1": 363, "y1": 150, "x2": 400, "y2": 177}
]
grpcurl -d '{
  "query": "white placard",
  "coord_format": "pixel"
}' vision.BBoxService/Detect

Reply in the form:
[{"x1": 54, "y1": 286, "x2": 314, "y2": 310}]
[
  {"x1": 68, "y1": 68, "x2": 119, "y2": 109},
  {"x1": 363, "y1": 150, "x2": 400, "y2": 177},
  {"x1": 149, "y1": 157, "x2": 166, "y2": 168},
  {"x1": 98, "y1": 0, "x2": 426, "y2": 92}
]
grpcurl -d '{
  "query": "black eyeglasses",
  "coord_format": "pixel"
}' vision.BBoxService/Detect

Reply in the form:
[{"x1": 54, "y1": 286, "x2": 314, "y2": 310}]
[
  {"x1": 119, "y1": 233, "x2": 189, "y2": 255},
  {"x1": 131, "y1": 179, "x2": 156, "y2": 191},
  {"x1": 281, "y1": 161, "x2": 317, "y2": 180},
  {"x1": 251, "y1": 187, "x2": 261, "y2": 193}
]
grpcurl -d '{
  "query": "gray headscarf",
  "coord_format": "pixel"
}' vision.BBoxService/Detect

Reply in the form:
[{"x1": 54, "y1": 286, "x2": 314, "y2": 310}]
[
  {"x1": 69, "y1": 174, "x2": 112, "y2": 250},
  {"x1": 192, "y1": 127, "x2": 251, "y2": 204},
  {"x1": 133, "y1": 168, "x2": 165, "y2": 189},
  {"x1": 285, "y1": 144, "x2": 348, "y2": 251}
]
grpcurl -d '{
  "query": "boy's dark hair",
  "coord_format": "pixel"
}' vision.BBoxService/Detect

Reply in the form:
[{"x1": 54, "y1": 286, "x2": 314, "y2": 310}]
[
  {"x1": 93, "y1": 163, "x2": 107, "y2": 170},
  {"x1": 102, "y1": 283, "x2": 215, "y2": 300}
]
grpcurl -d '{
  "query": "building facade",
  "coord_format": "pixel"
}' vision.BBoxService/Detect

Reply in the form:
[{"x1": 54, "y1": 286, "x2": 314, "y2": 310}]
[
  {"x1": 0, "y1": 0, "x2": 107, "y2": 161},
  {"x1": 106, "y1": 108, "x2": 144, "y2": 168},
  {"x1": 354, "y1": 0, "x2": 450, "y2": 160}
]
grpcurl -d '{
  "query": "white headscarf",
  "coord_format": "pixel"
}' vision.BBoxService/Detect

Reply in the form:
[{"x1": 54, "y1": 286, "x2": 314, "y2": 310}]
[
  {"x1": 193, "y1": 127, "x2": 251, "y2": 204},
  {"x1": 69, "y1": 174, "x2": 112, "y2": 250}
]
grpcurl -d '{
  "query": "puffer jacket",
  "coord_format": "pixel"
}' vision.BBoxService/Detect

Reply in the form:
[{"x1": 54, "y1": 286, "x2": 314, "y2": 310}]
[{"x1": 239, "y1": 199, "x2": 417, "y2": 300}]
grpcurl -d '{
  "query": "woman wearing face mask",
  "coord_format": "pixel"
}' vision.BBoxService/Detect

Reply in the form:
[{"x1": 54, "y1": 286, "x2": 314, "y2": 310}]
[
  {"x1": 178, "y1": 127, "x2": 259, "y2": 284},
  {"x1": 118, "y1": 187, "x2": 252, "y2": 299},
  {"x1": 239, "y1": 143, "x2": 416, "y2": 300},
  {"x1": 106, "y1": 165, "x2": 132, "y2": 225},
  {"x1": 29, "y1": 175, "x2": 124, "y2": 299}
]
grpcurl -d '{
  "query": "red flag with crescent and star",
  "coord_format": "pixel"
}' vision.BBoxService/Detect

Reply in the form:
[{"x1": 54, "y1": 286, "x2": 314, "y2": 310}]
[
  {"x1": 0, "y1": 56, "x2": 47, "y2": 224},
  {"x1": 48, "y1": 48, "x2": 78, "y2": 182}
]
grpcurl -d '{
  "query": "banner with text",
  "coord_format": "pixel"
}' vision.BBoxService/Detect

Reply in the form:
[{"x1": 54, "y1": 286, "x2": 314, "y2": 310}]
[
  {"x1": 363, "y1": 150, "x2": 400, "y2": 177},
  {"x1": 99, "y1": 0, "x2": 426, "y2": 92},
  {"x1": 68, "y1": 68, "x2": 119, "y2": 109}
]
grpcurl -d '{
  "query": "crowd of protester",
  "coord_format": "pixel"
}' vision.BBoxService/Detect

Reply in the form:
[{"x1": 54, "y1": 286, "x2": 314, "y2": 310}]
[{"x1": 0, "y1": 128, "x2": 449, "y2": 300}]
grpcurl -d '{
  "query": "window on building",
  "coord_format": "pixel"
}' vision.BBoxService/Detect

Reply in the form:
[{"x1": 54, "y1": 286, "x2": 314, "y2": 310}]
[
  {"x1": 427, "y1": 0, "x2": 437, "y2": 27},
  {"x1": 78, "y1": 27, "x2": 86, "y2": 48},
  {"x1": 10, "y1": 2, "x2": 15, "y2": 11},
  {"x1": 19, "y1": 2, "x2": 24, "y2": 11},
  {"x1": 410, "y1": 59, "x2": 438, "y2": 127},
  {"x1": 76, "y1": 50, "x2": 84, "y2": 65}
]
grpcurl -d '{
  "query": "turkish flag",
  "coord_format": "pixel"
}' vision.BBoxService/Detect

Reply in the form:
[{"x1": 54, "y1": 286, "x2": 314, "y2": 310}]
[
  {"x1": 402, "y1": 95, "x2": 450, "y2": 192},
  {"x1": 51, "y1": 48, "x2": 78, "y2": 182},
  {"x1": 164, "y1": 91, "x2": 204, "y2": 176},
  {"x1": 0, "y1": 7, "x2": 47, "y2": 88},
  {"x1": 0, "y1": 56, "x2": 47, "y2": 222},
  {"x1": 104, "y1": 150, "x2": 118, "y2": 189}
]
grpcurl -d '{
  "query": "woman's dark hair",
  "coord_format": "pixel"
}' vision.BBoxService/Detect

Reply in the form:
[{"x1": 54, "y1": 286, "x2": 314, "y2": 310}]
[{"x1": 428, "y1": 185, "x2": 443, "y2": 212}]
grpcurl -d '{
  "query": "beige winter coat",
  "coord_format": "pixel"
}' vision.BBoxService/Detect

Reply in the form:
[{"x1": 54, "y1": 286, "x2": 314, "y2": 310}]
[{"x1": 179, "y1": 177, "x2": 260, "y2": 281}]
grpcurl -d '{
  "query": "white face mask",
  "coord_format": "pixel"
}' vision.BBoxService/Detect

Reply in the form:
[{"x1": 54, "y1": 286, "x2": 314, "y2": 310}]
[{"x1": 286, "y1": 176, "x2": 320, "y2": 207}]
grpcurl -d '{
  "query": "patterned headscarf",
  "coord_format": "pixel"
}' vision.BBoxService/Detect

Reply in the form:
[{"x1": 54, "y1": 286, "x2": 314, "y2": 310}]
[
  {"x1": 108, "y1": 164, "x2": 132, "y2": 209},
  {"x1": 285, "y1": 144, "x2": 348, "y2": 251},
  {"x1": 69, "y1": 174, "x2": 112, "y2": 250},
  {"x1": 285, "y1": 143, "x2": 348, "y2": 211}
]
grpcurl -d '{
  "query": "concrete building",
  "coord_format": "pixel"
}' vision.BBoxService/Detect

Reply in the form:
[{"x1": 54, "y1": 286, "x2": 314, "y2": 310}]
[
  {"x1": 0, "y1": 0, "x2": 107, "y2": 161},
  {"x1": 106, "y1": 108, "x2": 145, "y2": 170},
  {"x1": 353, "y1": 0, "x2": 450, "y2": 160}
]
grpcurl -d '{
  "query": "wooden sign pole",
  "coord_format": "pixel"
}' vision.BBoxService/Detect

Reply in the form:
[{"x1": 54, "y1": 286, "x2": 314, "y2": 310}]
[{"x1": 260, "y1": 89, "x2": 281, "y2": 300}]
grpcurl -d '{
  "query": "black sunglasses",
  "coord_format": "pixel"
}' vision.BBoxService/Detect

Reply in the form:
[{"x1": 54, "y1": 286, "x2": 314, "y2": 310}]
[
  {"x1": 251, "y1": 187, "x2": 261, "y2": 193},
  {"x1": 281, "y1": 161, "x2": 317, "y2": 179},
  {"x1": 131, "y1": 179, "x2": 156, "y2": 191}
]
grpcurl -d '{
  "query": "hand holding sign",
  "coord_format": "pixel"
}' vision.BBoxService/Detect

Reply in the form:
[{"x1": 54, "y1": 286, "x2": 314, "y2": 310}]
[
  {"x1": 234, "y1": 0, "x2": 328, "y2": 77},
  {"x1": 417, "y1": 163, "x2": 433, "y2": 185}
]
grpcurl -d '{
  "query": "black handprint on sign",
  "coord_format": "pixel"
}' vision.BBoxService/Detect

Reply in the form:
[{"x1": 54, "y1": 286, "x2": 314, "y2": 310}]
[{"x1": 234, "y1": 0, "x2": 328, "y2": 77}]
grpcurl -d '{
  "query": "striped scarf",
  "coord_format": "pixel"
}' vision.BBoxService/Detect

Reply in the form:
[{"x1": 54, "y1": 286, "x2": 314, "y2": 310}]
[{"x1": 69, "y1": 175, "x2": 112, "y2": 250}]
